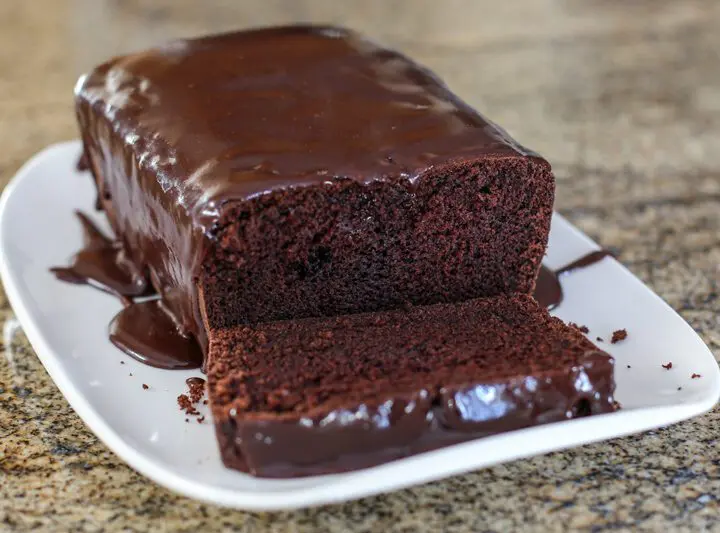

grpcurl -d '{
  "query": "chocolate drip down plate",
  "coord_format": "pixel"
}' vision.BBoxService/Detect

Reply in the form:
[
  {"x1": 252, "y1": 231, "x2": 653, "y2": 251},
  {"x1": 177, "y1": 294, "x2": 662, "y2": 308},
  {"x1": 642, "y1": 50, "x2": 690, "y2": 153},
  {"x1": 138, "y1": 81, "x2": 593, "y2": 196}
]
[{"x1": 0, "y1": 142, "x2": 718, "y2": 510}]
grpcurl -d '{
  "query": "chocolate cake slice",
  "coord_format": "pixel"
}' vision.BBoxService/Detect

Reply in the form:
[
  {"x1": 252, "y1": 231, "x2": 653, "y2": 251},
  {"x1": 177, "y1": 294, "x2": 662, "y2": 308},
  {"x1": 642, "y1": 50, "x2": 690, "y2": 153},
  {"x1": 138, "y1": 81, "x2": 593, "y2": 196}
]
[
  {"x1": 75, "y1": 26, "x2": 554, "y2": 355},
  {"x1": 207, "y1": 294, "x2": 616, "y2": 478}
]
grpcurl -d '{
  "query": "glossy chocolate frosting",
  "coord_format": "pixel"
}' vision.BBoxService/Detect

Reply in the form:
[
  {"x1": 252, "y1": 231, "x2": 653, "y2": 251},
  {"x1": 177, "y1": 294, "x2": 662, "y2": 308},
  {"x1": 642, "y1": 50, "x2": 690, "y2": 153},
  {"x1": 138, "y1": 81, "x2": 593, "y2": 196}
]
[
  {"x1": 109, "y1": 300, "x2": 203, "y2": 370},
  {"x1": 534, "y1": 250, "x2": 614, "y2": 309},
  {"x1": 50, "y1": 211, "x2": 148, "y2": 301},
  {"x1": 74, "y1": 25, "x2": 547, "y2": 353},
  {"x1": 229, "y1": 350, "x2": 616, "y2": 478},
  {"x1": 50, "y1": 212, "x2": 203, "y2": 369}
]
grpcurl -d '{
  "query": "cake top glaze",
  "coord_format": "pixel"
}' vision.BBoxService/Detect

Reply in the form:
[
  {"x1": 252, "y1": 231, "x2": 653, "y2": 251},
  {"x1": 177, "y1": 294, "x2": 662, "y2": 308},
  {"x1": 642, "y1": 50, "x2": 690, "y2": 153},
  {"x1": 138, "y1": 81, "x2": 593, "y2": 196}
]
[{"x1": 76, "y1": 25, "x2": 545, "y2": 230}]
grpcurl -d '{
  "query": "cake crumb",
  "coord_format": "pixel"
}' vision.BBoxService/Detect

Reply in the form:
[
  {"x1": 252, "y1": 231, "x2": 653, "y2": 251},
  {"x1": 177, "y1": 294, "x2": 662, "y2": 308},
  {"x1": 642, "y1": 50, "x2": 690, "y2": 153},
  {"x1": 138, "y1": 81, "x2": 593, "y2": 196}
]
[
  {"x1": 129, "y1": 372, "x2": 133, "y2": 377},
  {"x1": 185, "y1": 418, "x2": 189, "y2": 423},
  {"x1": 677, "y1": 387, "x2": 683, "y2": 391},
  {"x1": 691, "y1": 373, "x2": 702, "y2": 379},
  {"x1": 178, "y1": 378, "x2": 207, "y2": 421},
  {"x1": 662, "y1": 362, "x2": 673, "y2": 370},
  {"x1": 177, "y1": 394, "x2": 199, "y2": 416},
  {"x1": 627, "y1": 365, "x2": 631, "y2": 369},
  {"x1": 596, "y1": 337, "x2": 604, "y2": 342},
  {"x1": 142, "y1": 383, "x2": 149, "y2": 390},
  {"x1": 569, "y1": 322, "x2": 589, "y2": 334},
  {"x1": 187, "y1": 380, "x2": 205, "y2": 404},
  {"x1": 611, "y1": 329, "x2": 628, "y2": 344},
  {"x1": 120, "y1": 361, "x2": 125, "y2": 365}
]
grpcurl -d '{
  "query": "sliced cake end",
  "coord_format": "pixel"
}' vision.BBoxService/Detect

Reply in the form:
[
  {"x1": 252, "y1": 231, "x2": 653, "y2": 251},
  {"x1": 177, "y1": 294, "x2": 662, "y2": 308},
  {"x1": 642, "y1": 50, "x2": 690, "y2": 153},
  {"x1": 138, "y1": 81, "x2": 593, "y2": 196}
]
[{"x1": 207, "y1": 294, "x2": 616, "y2": 478}]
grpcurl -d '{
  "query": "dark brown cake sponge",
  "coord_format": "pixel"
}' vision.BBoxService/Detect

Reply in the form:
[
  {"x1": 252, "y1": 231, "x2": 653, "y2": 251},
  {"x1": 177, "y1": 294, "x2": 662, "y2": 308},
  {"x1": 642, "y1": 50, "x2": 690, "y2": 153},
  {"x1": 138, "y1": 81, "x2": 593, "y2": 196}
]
[{"x1": 201, "y1": 157, "x2": 553, "y2": 328}]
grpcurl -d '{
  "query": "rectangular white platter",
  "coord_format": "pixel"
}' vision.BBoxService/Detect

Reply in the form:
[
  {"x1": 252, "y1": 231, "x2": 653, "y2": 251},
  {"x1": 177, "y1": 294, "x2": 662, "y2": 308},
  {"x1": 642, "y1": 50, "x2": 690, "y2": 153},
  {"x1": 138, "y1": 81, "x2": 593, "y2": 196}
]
[{"x1": 0, "y1": 141, "x2": 718, "y2": 510}]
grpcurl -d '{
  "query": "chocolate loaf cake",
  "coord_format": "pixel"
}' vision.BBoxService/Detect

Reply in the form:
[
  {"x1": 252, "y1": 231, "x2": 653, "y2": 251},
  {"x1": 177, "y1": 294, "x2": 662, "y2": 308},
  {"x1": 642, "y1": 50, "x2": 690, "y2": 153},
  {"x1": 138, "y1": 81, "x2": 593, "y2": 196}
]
[
  {"x1": 74, "y1": 26, "x2": 555, "y2": 355},
  {"x1": 208, "y1": 294, "x2": 616, "y2": 478}
]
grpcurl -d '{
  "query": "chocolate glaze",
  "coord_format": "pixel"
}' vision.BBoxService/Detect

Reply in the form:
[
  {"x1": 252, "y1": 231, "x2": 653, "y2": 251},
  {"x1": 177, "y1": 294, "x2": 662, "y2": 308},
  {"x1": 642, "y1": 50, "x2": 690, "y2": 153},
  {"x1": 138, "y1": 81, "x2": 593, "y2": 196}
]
[
  {"x1": 186, "y1": 377, "x2": 206, "y2": 387},
  {"x1": 50, "y1": 213, "x2": 201, "y2": 369},
  {"x1": 76, "y1": 152, "x2": 89, "y2": 172},
  {"x1": 109, "y1": 299, "x2": 202, "y2": 369},
  {"x1": 74, "y1": 25, "x2": 548, "y2": 356},
  {"x1": 533, "y1": 266, "x2": 562, "y2": 310},
  {"x1": 556, "y1": 250, "x2": 615, "y2": 275},
  {"x1": 75, "y1": 151, "x2": 104, "y2": 209},
  {"x1": 533, "y1": 250, "x2": 614, "y2": 309},
  {"x1": 229, "y1": 351, "x2": 615, "y2": 477},
  {"x1": 50, "y1": 212, "x2": 149, "y2": 301}
]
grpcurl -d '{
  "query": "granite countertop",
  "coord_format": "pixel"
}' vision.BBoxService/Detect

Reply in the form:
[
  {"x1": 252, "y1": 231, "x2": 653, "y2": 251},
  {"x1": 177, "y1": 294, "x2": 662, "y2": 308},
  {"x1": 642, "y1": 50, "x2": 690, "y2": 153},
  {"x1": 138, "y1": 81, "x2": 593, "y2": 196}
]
[{"x1": 1, "y1": 1, "x2": 719, "y2": 531}]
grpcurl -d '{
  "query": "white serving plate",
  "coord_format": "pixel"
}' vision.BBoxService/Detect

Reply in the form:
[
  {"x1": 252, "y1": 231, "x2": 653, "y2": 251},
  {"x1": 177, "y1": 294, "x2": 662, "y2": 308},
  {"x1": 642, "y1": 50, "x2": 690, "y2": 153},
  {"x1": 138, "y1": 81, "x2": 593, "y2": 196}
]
[{"x1": 1, "y1": 141, "x2": 718, "y2": 510}]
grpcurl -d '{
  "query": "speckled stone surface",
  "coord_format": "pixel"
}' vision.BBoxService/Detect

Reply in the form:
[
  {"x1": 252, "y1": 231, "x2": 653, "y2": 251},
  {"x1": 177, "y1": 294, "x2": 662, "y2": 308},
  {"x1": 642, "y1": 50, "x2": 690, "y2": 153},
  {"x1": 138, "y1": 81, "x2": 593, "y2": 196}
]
[{"x1": 1, "y1": 1, "x2": 719, "y2": 531}]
